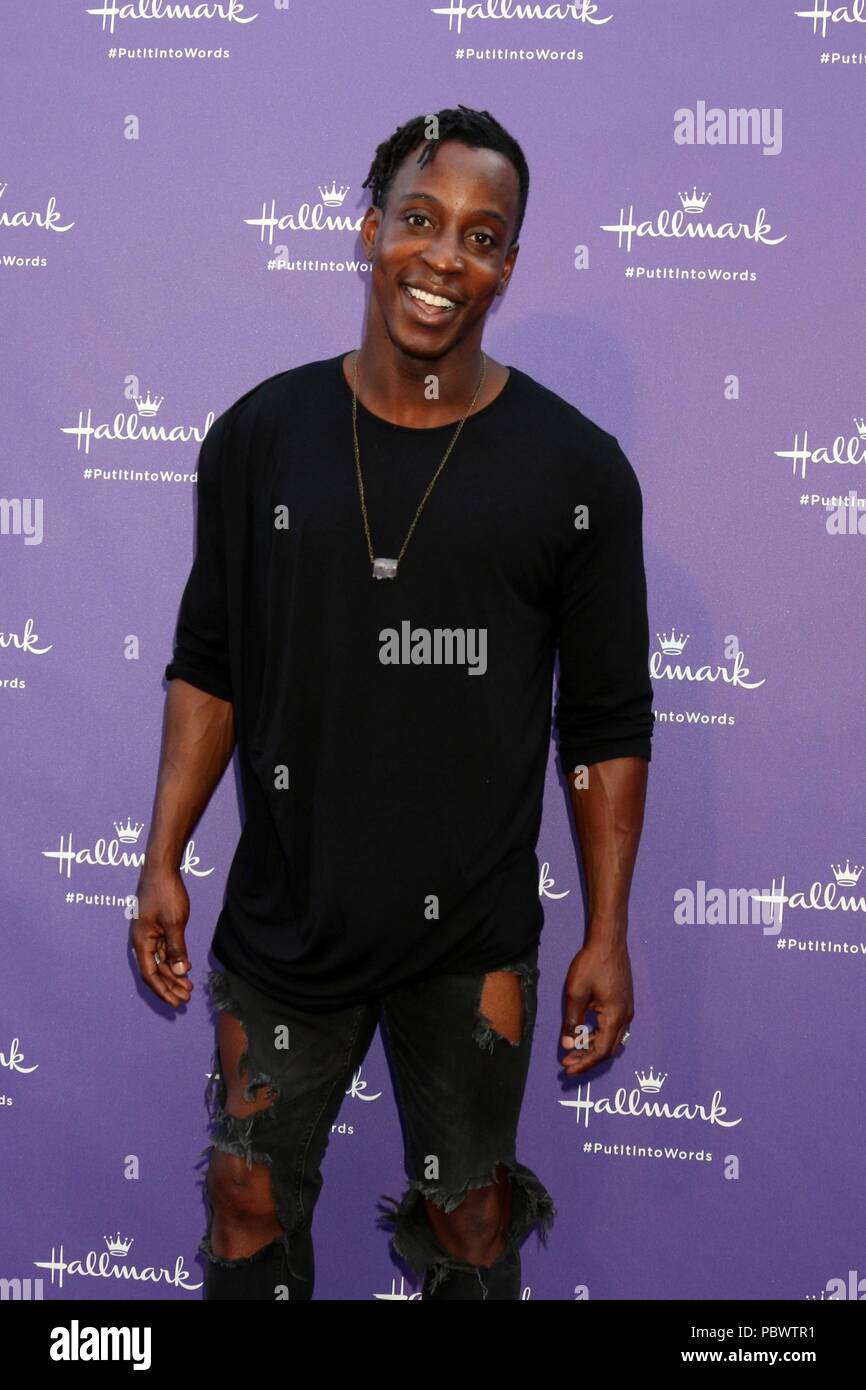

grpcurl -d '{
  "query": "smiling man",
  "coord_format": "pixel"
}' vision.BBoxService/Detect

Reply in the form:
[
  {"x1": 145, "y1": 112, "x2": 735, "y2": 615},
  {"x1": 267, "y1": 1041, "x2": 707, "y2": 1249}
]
[{"x1": 134, "y1": 106, "x2": 654, "y2": 1301}]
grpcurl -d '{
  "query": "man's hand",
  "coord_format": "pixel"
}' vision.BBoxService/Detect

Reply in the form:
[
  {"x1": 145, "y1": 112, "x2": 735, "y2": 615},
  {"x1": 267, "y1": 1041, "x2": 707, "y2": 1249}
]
[
  {"x1": 560, "y1": 938, "x2": 634, "y2": 1077},
  {"x1": 131, "y1": 868, "x2": 193, "y2": 1008}
]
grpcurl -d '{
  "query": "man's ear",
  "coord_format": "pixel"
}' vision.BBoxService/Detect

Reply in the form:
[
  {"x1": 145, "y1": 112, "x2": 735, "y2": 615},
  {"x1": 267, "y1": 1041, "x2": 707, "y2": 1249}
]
[
  {"x1": 498, "y1": 241, "x2": 520, "y2": 294},
  {"x1": 360, "y1": 205, "x2": 381, "y2": 261}
]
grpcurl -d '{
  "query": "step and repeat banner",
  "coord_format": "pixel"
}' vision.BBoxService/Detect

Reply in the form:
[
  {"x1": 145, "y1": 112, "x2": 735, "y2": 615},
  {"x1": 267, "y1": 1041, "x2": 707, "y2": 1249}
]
[{"x1": 2, "y1": 1, "x2": 864, "y2": 1302}]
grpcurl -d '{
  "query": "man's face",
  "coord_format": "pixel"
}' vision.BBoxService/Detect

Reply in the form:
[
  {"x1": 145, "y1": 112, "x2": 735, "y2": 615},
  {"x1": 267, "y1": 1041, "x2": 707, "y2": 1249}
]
[{"x1": 361, "y1": 138, "x2": 521, "y2": 359}]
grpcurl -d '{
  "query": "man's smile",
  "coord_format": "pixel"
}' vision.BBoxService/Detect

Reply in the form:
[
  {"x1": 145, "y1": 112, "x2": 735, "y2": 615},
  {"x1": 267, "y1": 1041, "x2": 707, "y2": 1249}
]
[{"x1": 399, "y1": 280, "x2": 462, "y2": 321}]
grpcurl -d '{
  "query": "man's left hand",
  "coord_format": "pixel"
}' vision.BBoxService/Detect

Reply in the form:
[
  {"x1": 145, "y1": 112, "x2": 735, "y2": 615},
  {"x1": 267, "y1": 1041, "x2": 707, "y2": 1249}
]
[{"x1": 560, "y1": 939, "x2": 634, "y2": 1077}]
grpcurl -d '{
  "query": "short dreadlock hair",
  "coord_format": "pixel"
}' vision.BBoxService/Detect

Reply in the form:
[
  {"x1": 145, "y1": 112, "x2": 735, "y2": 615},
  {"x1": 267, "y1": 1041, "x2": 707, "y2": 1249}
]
[{"x1": 360, "y1": 105, "x2": 529, "y2": 248}]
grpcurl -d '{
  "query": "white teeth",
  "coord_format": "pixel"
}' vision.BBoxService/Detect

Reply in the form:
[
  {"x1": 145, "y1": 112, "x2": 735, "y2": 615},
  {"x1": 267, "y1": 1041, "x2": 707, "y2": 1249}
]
[{"x1": 405, "y1": 284, "x2": 456, "y2": 309}]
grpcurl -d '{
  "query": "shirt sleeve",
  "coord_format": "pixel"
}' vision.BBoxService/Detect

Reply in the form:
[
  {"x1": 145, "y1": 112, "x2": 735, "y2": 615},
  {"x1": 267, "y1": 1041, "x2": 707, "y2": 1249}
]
[
  {"x1": 163, "y1": 409, "x2": 233, "y2": 703},
  {"x1": 553, "y1": 435, "x2": 654, "y2": 773}
]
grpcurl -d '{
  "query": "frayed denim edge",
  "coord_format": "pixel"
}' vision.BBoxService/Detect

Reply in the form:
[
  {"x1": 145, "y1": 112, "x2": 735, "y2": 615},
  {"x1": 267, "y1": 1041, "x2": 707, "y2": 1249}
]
[
  {"x1": 471, "y1": 953, "x2": 540, "y2": 1053},
  {"x1": 198, "y1": 969, "x2": 311, "y2": 1288},
  {"x1": 376, "y1": 1155, "x2": 557, "y2": 1297}
]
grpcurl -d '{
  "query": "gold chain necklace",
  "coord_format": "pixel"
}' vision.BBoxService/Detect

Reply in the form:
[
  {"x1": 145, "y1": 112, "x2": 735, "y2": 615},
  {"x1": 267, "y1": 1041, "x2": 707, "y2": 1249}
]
[{"x1": 351, "y1": 349, "x2": 487, "y2": 579}]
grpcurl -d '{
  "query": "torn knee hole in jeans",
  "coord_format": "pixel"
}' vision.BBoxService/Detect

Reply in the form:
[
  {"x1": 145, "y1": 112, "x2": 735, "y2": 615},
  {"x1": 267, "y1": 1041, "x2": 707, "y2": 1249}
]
[
  {"x1": 202, "y1": 970, "x2": 281, "y2": 1168},
  {"x1": 472, "y1": 959, "x2": 537, "y2": 1051},
  {"x1": 196, "y1": 1139, "x2": 305, "y2": 1280},
  {"x1": 206, "y1": 969, "x2": 281, "y2": 1105},
  {"x1": 202, "y1": 1102, "x2": 278, "y2": 1168},
  {"x1": 376, "y1": 1156, "x2": 557, "y2": 1292},
  {"x1": 198, "y1": 973, "x2": 310, "y2": 1284}
]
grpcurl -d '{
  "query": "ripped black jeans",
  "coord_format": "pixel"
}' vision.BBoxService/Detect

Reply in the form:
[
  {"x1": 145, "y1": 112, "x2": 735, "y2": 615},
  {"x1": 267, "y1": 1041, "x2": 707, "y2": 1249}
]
[{"x1": 198, "y1": 942, "x2": 556, "y2": 1300}]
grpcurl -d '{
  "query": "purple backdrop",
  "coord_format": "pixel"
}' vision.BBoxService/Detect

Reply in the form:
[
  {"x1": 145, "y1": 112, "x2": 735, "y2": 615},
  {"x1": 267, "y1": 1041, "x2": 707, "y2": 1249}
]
[{"x1": 2, "y1": 0, "x2": 864, "y2": 1301}]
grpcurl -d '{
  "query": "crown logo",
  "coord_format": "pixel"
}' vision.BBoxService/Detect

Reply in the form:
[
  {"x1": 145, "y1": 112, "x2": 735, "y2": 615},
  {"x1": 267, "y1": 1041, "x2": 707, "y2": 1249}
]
[
  {"x1": 656, "y1": 629, "x2": 689, "y2": 656},
  {"x1": 635, "y1": 1067, "x2": 667, "y2": 1093},
  {"x1": 317, "y1": 180, "x2": 350, "y2": 207},
  {"x1": 104, "y1": 1232, "x2": 134, "y2": 1257},
  {"x1": 831, "y1": 859, "x2": 863, "y2": 887},
  {"x1": 133, "y1": 389, "x2": 164, "y2": 417},
  {"x1": 114, "y1": 818, "x2": 144, "y2": 844},
  {"x1": 678, "y1": 186, "x2": 711, "y2": 215},
  {"x1": 853, "y1": 416, "x2": 866, "y2": 440}
]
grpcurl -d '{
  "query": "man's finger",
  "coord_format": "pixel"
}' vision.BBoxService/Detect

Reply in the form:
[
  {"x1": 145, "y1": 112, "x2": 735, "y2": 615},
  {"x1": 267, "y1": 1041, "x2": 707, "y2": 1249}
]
[
  {"x1": 143, "y1": 953, "x2": 188, "y2": 1007},
  {"x1": 561, "y1": 985, "x2": 591, "y2": 1050},
  {"x1": 152, "y1": 925, "x2": 192, "y2": 1003},
  {"x1": 131, "y1": 924, "x2": 191, "y2": 1006},
  {"x1": 561, "y1": 1026, "x2": 596, "y2": 1067},
  {"x1": 161, "y1": 925, "x2": 191, "y2": 976},
  {"x1": 563, "y1": 1012, "x2": 626, "y2": 1073},
  {"x1": 154, "y1": 954, "x2": 193, "y2": 1001}
]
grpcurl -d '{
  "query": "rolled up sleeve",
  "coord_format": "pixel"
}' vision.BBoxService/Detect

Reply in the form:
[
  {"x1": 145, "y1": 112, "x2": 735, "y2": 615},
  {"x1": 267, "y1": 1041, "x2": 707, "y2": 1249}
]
[
  {"x1": 553, "y1": 436, "x2": 654, "y2": 772},
  {"x1": 163, "y1": 410, "x2": 233, "y2": 703}
]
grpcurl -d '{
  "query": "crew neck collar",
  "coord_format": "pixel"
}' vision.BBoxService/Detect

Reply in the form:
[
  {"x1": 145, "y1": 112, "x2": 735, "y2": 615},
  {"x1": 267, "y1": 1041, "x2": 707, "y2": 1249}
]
[{"x1": 335, "y1": 352, "x2": 515, "y2": 432}]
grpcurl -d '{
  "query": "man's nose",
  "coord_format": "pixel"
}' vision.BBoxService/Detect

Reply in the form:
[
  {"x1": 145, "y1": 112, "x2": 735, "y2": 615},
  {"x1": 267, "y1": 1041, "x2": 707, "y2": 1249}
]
[{"x1": 421, "y1": 229, "x2": 465, "y2": 274}]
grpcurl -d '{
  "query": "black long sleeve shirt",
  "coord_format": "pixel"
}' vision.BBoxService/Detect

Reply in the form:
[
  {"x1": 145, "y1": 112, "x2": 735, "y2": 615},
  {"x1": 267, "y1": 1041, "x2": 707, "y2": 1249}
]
[{"x1": 163, "y1": 353, "x2": 654, "y2": 1010}]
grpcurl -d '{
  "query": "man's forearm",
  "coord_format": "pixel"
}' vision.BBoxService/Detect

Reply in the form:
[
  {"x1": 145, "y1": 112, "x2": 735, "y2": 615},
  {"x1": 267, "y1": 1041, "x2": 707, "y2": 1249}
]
[
  {"x1": 143, "y1": 678, "x2": 236, "y2": 872},
  {"x1": 566, "y1": 755, "x2": 649, "y2": 948}
]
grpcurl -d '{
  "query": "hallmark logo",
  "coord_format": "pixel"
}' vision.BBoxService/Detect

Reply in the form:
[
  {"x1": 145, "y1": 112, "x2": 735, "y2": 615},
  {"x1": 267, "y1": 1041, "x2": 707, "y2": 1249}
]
[
  {"x1": 656, "y1": 628, "x2": 688, "y2": 656},
  {"x1": 345, "y1": 1062, "x2": 383, "y2": 1103},
  {"x1": 104, "y1": 1231, "x2": 133, "y2": 1257},
  {"x1": 650, "y1": 632, "x2": 765, "y2": 689},
  {"x1": 245, "y1": 184, "x2": 362, "y2": 245},
  {"x1": 41, "y1": 819, "x2": 214, "y2": 880},
  {"x1": 0, "y1": 618, "x2": 52, "y2": 654},
  {"x1": 634, "y1": 1067, "x2": 666, "y2": 1093},
  {"x1": 794, "y1": 1, "x2": 866, "y2": 40},
  {"x1": 539, "y1": 861, "x2": 570, "y2": 900},
  {"x1": 773, "y1": 417, "x2": 866, "y2": 483},
  {"x1": 673, "y1": 859, "x2": 866, "y2": 935},
  {"x1": 1, "y1": 1037, "x2": 39, "y2": 1076},
  {"x1": 678, "y1": 187, "x2": 710, "y2": 214},
  {"x1": 379, "y1": 621, "x2": 487, "y2": 675},
  {"x1": 114, "y1": 818, "x2": 144, "y2": 844},
  {"x1": 831, "y1": 859, "x2": 862, "y2": 887},
  {"x1": 752, "y1": 859, "x2": 866, "y2": 934},
  {"x1": 674, "y1": 101, "x2": 782, "y2": 156},
  {"x1": 85, "y1": 0, "x2": 258, "y2": 36},
  {"x1": 60, "y1": 392, "x2": 213, "y2": 455},
  {"x1": 34, "y1": 1235, "x2": 202, "y2": 1292},
  {"x1": 318, "y1": 180, "x2": 350, "y2": 207},
  {"x1": 560, "y1": 1067, "x2": 743, "y2": 1131},
  {"x1": 132, "y1": 388, "x2": 163, "y2": 417},
  {"x1": 600, "y1": 187, "x2": 786, "y2": 255},
  {"x1": 0, "y1": 181, "x2": 74, "y2": 233},
  {"x1": 430, "y1": 0, "x2": 613, "y2": 38}
]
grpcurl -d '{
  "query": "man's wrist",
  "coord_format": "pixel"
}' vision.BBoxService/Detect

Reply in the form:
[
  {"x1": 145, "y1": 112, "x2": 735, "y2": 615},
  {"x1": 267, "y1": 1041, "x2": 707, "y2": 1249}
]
[
  {"x1": 141, "y1": 845, "x2": 182, "y2": 876},
  {"x1": 584, "y1": 914, "x2": 629, "y2": 949}
]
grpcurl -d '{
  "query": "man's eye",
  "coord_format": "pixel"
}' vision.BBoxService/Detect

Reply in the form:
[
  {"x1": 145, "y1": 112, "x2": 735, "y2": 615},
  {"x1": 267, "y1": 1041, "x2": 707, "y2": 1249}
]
[
  {"x1": 404, "y1": 213, "x2": 431, "y2": 228},
  {"x1": 472, "y1": 232, "x2": 496, "y2": 248}
]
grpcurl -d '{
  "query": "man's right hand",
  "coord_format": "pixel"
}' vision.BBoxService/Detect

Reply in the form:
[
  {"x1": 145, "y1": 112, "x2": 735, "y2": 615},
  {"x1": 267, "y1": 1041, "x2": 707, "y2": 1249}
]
[{"x1": 131, "y1": 868, "x2": 193, "y2": 1008}]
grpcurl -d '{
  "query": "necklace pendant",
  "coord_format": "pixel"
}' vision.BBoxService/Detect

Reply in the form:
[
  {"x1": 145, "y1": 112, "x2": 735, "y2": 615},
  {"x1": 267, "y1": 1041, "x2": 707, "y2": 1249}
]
[{"x1": 372, "y1": 557, "x2": 398, "y2": 580}]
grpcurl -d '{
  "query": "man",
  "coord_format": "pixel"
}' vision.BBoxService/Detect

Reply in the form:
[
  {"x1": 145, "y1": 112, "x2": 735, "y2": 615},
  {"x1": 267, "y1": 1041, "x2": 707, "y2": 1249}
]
[{"x1": 133, "y1": 105, "x2": 653, "y2": 1301}]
